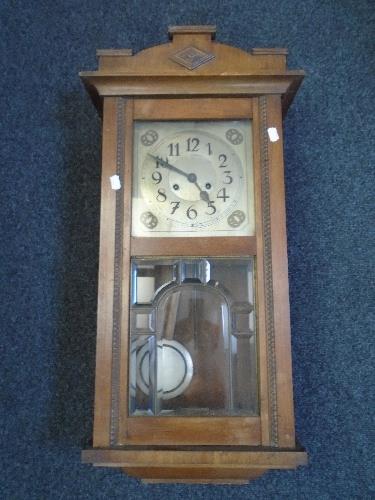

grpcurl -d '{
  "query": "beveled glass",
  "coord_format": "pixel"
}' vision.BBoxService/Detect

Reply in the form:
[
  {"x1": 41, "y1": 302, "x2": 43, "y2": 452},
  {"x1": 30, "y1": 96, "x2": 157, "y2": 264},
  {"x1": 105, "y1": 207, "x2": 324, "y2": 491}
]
[{"x1": 129, "y1": 257, "x2": 258, "y2": 416}]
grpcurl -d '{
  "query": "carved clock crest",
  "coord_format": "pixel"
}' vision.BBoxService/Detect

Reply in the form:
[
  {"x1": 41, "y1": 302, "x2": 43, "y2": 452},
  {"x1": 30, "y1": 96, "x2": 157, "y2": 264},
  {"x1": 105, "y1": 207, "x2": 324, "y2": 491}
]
[{"x1": 170, "y1": 45, "x2": 215, "y2": 69}]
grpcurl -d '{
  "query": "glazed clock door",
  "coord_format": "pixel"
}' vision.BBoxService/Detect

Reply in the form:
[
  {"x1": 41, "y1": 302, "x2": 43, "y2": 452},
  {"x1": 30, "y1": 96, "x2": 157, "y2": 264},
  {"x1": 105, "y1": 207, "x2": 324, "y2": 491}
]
[{"x1": 119, "y1": 97, "x2": 262, "y2": 446}]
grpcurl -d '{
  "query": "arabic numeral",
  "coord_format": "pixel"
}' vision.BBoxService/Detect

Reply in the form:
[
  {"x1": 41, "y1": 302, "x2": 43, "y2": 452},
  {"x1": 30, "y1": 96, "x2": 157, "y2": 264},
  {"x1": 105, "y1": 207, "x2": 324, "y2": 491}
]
[
  {"x1": 187, "y1": 137, "x2": 200, "y2": 152},
  {"x1": 217, "y1": 187, "x2": 230, "y2": 202},
  {"x1": 170, "y1": 201, "x2": 180, "y2": 214},
  {"x1": 156, "y1": 188, "x2": 167, "y2": 202},
  {"x1": 218, "y1": 154, "x2": 228, "y2": 167},
  {"x1": 206, "y1": 201, "x2": 216, "y2": 215},
  {"x1": 187, "y1": 205, "x2": 198, "y2": 220},
  {"x1": 151, "y1": 171, "x2": 162, "y2": 184},
  {"x1": 223, "y1": 171, "x2": 233, "y2": 184},
  {"x1": 168, "y1": 143, "x2": 180, "y2": 156}
]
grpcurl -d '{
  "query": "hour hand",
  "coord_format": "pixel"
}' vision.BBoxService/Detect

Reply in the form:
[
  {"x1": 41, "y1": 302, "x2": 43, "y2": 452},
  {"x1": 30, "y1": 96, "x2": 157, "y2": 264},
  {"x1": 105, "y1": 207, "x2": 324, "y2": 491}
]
[{"x1": 196, "y1": 185, "x2": 210, "y2": 203}]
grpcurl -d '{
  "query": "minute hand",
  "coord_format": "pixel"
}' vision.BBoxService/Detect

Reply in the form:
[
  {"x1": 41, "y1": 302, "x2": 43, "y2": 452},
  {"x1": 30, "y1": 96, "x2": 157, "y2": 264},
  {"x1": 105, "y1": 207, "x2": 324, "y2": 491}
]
[{"x1": 148, "y1": 154, "x2": 189, "y2": 178}]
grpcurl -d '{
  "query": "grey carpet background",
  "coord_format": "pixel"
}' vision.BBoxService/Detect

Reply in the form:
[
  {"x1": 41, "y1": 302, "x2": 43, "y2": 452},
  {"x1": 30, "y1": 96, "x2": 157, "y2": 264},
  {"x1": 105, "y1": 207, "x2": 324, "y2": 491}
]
[{"x1": 1, "y1": 0, "x2": 374, "y2": 498}]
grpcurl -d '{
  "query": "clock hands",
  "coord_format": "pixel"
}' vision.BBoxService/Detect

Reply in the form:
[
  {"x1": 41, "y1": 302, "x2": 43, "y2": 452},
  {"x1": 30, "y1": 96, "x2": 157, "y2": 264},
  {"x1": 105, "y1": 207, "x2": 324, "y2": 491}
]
[
  {"x1": 148, "y1": 154, "x2": 211, "y2": 202},
  {"x1": 148, "y1": 154, "x2": 189, "y2": 179},
  {"x1": 194, "y1": 182, "x2": 210, "y2": 203}
]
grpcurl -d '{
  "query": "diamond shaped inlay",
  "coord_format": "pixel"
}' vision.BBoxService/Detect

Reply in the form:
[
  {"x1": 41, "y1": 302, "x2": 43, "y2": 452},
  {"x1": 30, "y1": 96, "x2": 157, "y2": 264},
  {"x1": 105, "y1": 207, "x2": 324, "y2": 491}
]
[{"x1": 170, "y1": 46, "x2": 215, "y2": 70}]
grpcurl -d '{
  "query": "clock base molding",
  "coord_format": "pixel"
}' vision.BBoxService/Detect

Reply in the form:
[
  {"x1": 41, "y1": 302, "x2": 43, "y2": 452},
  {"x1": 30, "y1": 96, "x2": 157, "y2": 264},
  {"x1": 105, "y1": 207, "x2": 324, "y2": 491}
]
[
  {"x1": 126, "y1": 468, "x2": 265, "y2": 484},
  {"x1": 82, "y1": 448, "x2": 307, "y2": 484}
]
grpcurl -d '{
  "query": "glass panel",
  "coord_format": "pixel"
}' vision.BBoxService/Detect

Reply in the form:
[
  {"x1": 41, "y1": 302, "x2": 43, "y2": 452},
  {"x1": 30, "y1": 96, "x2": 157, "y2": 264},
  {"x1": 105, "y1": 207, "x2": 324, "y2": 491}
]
[
  {"x1": 129, "y1": 335, "x2": 158, "y2": 415},
  {"x1": 129, "y1": 257, "x2": 258, "y2": 416}
]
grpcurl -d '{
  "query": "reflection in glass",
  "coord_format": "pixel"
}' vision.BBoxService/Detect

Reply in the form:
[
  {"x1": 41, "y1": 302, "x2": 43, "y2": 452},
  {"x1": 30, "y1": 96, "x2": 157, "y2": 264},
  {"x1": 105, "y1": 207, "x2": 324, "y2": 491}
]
[{"x1": 129, "y1": 258, "x2": 258, "y2": 416}]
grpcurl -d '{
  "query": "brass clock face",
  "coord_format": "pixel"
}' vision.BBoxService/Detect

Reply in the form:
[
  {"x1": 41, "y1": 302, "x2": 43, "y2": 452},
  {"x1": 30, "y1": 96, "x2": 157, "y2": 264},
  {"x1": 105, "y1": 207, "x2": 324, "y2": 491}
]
[{"x1": 132, "y1": 120, "x2": 254, "y2": 237}]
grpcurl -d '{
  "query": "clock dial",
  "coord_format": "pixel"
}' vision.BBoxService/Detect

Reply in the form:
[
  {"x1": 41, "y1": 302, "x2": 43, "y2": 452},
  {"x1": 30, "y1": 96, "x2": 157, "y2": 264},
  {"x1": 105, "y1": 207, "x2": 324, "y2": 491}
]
[{"x1": 132, "y1": 120, "x2": 254, "y2": 237}]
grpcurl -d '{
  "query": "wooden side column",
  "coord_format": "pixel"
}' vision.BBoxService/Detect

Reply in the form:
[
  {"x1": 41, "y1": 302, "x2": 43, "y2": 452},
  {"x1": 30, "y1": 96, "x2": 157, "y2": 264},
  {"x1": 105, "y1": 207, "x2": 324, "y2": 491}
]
[
  {"x1": 266, "y1": 94, "x2": 295, "y2": 447},
  {"x1": 92, "y1": 97, "x2": 118, "y2": 447}
]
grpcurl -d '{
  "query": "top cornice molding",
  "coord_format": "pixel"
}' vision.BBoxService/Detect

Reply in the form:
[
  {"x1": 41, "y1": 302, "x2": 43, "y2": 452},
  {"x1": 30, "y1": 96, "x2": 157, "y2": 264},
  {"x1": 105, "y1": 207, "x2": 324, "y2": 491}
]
[{"x1": 80, "y1": 26, "x2": 304, "y2": 114}]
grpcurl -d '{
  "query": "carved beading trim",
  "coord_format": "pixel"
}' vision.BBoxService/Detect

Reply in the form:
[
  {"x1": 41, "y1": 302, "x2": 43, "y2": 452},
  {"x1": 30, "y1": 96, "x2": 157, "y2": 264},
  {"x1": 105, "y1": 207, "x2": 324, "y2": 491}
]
[
  {"x1": 259, "y1": 96, "x2": 279, "y2": 446},
  {"x1": 110, "y1": 97, "x2": 125, "y2": 445}
]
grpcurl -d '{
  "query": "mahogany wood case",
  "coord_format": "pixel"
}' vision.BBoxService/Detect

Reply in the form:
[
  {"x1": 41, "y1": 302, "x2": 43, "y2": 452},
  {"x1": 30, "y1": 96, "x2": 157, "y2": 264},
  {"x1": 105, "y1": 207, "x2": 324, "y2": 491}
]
[{"x1": 80, "y1": 25, "x2": 307, "y2": 484}]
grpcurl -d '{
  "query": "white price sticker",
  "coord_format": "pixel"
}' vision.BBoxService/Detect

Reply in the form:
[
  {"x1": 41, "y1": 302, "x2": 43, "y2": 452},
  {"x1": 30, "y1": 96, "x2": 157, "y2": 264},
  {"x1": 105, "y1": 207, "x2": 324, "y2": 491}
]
[
  {"x1": 110, "y1": 174, "x2": 121, "y2": 190},
  {"x1": 267, "y1": 127, "x2": 279, "y2": 142}
]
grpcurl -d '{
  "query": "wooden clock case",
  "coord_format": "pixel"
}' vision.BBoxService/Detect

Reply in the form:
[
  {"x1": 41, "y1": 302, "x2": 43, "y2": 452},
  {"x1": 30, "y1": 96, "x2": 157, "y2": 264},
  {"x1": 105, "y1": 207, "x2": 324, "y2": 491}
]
[{"x1": 80, "y1": 26, "x2": 307, "y2": 484}]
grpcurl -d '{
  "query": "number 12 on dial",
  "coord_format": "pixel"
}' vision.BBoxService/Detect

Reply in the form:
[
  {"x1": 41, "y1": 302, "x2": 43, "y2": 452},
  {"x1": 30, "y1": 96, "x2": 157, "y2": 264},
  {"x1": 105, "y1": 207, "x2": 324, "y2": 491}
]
[{"x1": 132, "y1": 120, "x2": 254, "y2": 238}]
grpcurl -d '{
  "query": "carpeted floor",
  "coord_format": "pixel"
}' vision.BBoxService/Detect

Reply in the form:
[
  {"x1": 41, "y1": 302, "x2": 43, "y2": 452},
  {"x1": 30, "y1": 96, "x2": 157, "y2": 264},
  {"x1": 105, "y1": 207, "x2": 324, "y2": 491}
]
[{"x1": 1, "y1": 1, "x2": 374, "y2": 498}]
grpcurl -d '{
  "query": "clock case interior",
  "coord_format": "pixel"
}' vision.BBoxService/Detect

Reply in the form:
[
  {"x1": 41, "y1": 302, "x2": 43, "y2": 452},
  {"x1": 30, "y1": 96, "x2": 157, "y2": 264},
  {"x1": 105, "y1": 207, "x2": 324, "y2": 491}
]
[{"x1": 80, "y1": 26, "x2": 307, "y2": 483}]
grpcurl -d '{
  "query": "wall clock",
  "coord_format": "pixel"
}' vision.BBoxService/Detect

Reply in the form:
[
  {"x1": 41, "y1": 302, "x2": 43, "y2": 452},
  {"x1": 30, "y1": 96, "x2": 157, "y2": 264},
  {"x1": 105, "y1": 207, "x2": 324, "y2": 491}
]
[{"x1": 80, "y1": 25, "x2": 307, "y2": 484}]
